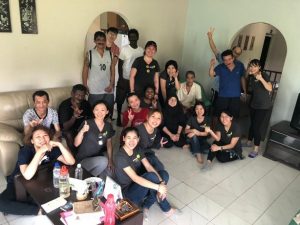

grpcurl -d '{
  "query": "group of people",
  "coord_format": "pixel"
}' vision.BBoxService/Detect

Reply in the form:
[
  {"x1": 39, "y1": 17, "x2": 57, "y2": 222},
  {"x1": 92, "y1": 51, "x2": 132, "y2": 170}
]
[{"x1": 0, "y1": 26, "x2": 273, "y2": 219}]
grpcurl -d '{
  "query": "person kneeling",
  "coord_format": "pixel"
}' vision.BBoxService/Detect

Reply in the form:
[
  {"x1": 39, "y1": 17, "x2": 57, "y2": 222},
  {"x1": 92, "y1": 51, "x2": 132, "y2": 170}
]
[{"x1": 115, "y1": 127, "x2": 175, "y2": 221}]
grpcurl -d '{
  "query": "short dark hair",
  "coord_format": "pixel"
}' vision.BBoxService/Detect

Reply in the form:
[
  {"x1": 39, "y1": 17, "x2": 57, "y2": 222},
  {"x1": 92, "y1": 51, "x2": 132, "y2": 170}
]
[
  {"x1": 23, "y1": 125, "x2": 52, "y2": 146},
  {"x1": 221, "y1": 49, "x2": 234, "y2": 60},
  {"x1": 128, "y1": 29, "x2": 139, "y2": 38},
  {"x1": 94, "y1": 31, "x2": 106, "y2": 41},
  {"x1": 72, "y1": 84, "x2": 88, "y2": 94},
  {"x1": 107, "y1": 27, "x2": 118, "y2": 34},
  {"x1": 120, "y1": 126, "x2": 140, "y2": 146},
  {"x1": 145, "y1": 41, "x2": 157, "y2": 51},
  {"x1": 126, "y1": 92, "x2": 140, "y2": 103},
  {"x1": 92, "y1": 99, "x2": 108, "y2": 110},
  {"x1": 147, "y1": 109, "x2": 163, "y2": 120},
  {"x1": 193, "y1": 101, "x2": 206, "y2": 116},
  {"x1": 143, "y1": 85, "x2": 155, "y2": 93},
  {"x1": 185, "y1": 70, "x2": 195, "y2": 78},
  {"x1": 165, "y1": 60, "x2": 178, "y2": 71},
  {"x1": 32, "y1": 90, "x2": 49, "y2": 102},
  {"x1": 248, "y1": 59, "x2": 262, "y2": 70},
  {"x1": 220, "y1": 110, "x2": 233, "y2": 118}
]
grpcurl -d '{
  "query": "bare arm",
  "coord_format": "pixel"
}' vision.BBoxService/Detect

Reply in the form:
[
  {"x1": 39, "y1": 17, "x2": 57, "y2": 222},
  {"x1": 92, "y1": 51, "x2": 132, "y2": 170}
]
[
  {"x1": 205, "y1": 127, "x2": 221, "y2": 141},
  {"x1": 82, "y1": 52, "x2": 89, "y2": 88},
  {"x1": 129, "y1": 68, "x2": 137, "y2": 92},
  {"x1": 160, "y1": 78, "x2": 167, "y2": 101},
  {"x1": 53, "y1": 141, "x2": 75, "y2": 165},
  {"x1": 211, "y1": 137, "x2": 240, "y2": 152},
  {"x1": 106, "y1": 138, "x2": 114, "y2": 169},
  {"x1": 74, "y1": 121, "x2": 89, "y2": 147},
  {"x1": 207, "y1": 27, "x2": 219, "y2": 56},
  {"x1": 256, "y1": 73, "x2": 273, "y2": 92},
  {"x1": 154, "y1": 72, "x2": 159, "y2": 94},
  {"x1": 209, "y1": 58, "x2": 216, "y2": 77}
]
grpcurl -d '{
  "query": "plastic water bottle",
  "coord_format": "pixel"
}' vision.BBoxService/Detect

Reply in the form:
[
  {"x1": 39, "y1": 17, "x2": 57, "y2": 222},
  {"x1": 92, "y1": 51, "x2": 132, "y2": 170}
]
[
  {"x1": 53, "y1": 162, "x2": 60, "y2": 188},
  {"x1": 59, "y1": 166, "x2": 70, "y2": 198},
  {"x1": 102, "y1": 194, "x2": 116, "y2": 225},
  {"x1": 74, "y1": 163, "x2": 83, "y2": 180}
]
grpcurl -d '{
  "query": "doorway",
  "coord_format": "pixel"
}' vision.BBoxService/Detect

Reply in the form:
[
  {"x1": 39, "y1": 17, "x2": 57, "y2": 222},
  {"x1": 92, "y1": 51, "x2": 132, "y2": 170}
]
[{"x1": 231, "y1": 22, "x2": 287, "y2": 140}]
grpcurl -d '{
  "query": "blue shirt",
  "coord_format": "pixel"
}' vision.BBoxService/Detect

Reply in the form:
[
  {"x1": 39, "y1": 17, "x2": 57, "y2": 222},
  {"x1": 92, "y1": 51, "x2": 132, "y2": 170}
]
[{"x1": 214, "y1": 61, "x2": 245, "y2": 98}]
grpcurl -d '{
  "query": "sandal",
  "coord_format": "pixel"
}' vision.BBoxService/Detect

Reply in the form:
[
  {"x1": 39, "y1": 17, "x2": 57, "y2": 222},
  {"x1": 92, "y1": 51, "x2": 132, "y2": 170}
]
[{"x1": 248, "y1": 151, "x2": 258, "y2": 158}]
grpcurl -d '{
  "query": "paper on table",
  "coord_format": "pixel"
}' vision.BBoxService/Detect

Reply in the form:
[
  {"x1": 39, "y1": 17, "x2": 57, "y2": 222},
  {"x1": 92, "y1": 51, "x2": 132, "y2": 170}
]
[
  {"x1": 69, "y1": 177, "x2": 88, "y2": 193},
  {"x1": 41, "y1": 197, "x2": 67, "y2": 213},
  {"x1": 60, "y1": 210, "x2": 104, "y2": 225}
]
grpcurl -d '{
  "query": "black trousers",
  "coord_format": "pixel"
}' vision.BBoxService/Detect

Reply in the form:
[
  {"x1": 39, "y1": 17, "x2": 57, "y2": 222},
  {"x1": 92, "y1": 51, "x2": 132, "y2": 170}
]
[
  {"x1": 207, "y1": 149, "x2": 239, "y2": 163},
  {"x1": 115, "y1": 78, "x2": 130, "y2": 117},
  {"x1": 162, "y1": 133, "x2": 186, "y2": 148},
  {"x1": 214, "y1": 97, "x2": 240, "y2": 118},
  {"x1": 0, "y1": 183, "x2": 39, "y2": 215},
  {"x1": 248, "y1": 107, "x2": 269, "y2": 146}
]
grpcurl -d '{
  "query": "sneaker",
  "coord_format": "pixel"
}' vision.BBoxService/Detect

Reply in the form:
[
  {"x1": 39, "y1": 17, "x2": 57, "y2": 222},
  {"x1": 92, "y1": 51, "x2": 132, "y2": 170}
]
[{"x1": 248, "y1": 151, "x2": 258, "y2": 158}]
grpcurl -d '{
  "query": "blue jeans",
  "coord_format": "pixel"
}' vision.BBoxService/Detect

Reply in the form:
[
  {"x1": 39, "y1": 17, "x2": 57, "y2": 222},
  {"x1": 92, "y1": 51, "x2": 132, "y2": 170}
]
[
  {"x1": 123, "y1": 171, "x2": 171, "y2": 212},
  {"x1": 145, "y1": 153, "x2": 165, "y2": 172},
  {"x1": 187, "y1": 135, "x2": 210, "y2": 155}
]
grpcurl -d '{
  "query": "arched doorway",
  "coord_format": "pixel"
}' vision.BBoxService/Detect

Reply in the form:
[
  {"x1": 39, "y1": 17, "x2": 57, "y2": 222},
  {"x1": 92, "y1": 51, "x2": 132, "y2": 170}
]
[
  {"x1": 230, "y1": 22, "x2": 287, "y2": 140},
  {"x1": 84, "y1": 12, "x2": 129, "y2": 53}
]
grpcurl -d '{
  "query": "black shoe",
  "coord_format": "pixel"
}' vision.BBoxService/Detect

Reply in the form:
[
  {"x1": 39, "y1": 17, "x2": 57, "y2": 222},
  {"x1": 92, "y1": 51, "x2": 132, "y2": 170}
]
[{"x1": 117, "y1": 117, "x2": 122, "y2": 127}]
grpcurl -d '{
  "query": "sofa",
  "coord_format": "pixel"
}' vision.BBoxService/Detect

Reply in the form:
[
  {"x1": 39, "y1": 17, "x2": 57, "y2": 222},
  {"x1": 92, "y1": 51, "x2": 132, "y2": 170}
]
[{"x1": 0, "y1": 86, "x2": 72, "y2": 177}]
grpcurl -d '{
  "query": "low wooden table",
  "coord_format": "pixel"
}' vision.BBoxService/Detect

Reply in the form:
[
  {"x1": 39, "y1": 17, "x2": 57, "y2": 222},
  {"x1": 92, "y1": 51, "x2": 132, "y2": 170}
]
[{"x1": 16, "y1": 164, "x2": 143, "y2": 225}]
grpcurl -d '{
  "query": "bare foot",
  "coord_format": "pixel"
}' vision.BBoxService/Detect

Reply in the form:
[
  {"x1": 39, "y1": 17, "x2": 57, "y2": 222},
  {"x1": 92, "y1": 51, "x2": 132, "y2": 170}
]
[
  {"x1": 164, "y1": 208, "x2": 175, "y2": 217},
  {"x1": 182, "y1": 144, "x2": 189, "y2": 150},
  {"x1": 143, "y1": 208, "x2": 149, "y2": 221},
  {"x1": 196, "y1": 154, "x2": 203, "y2": 164}
]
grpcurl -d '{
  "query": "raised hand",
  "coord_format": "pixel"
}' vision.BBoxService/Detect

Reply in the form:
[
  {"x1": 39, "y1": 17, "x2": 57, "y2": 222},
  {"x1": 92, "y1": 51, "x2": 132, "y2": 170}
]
[
  {"x1": 128, "y1": 109, "x2": 134, "y2": 121},
  {"x1": 210, "y1": 58, "x2": 216, "y2": 66},
  {"x1": 207, "y1": 27, "x2": 215, "y2": 39},
  {"x1": 29, "y1": 119, "x2": 43, "y2": 128},
  {"x1": 80, "y1": 121, "x2": 89, "y2": 133}
]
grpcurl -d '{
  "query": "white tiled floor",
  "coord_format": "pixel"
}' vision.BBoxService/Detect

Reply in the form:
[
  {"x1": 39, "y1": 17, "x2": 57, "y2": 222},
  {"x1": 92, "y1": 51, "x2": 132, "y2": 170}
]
[{"x1": 0, "y1": 143, "x2": 299, "y2": 225}]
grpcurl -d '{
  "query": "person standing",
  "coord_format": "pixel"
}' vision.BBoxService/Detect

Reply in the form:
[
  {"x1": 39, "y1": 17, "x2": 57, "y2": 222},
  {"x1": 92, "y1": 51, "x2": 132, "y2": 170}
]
[
  {"x1": 116, "y1": 29, "x2": 143, "y2": 126},
  {"x1": 82, "y1": 31, "x2": 115, "y2": 116},
  {"x1": 246, "y1": 59, "x2": 272, "y2": 158},
  {"x1": 130, "y1": 41, "x2": 160, "y2": 99},
  {"x1": 209, "y1": 50, "x2": 246, "y2": 118}
]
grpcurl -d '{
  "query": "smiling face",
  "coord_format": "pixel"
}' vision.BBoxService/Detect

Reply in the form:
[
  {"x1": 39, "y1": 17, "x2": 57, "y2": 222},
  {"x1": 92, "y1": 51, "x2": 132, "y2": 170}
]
[
  {"x1": 195, "y1": 104, "x2": 205, "y2": 117},
  {"x1": 168, "y1": 97, "x2": 177, "y2": 108},
  {"x1": 94, "y1": 36, "x2": 106, "y2": 49},
  {"x1": 167, "y1": 64, "x2": 177, "y2": 77},
  {"x1": 144, "y1": 87, "x2": 155, "y2": 100},
  {"x1": 93, "y1": 103, "x2": 109, "y2": 120},
  {"x1": 220, "y1": 112, "x2": 233, "y2": 126},
  {"x1": 128, "y1": 95, "x2": 141, "y2": 110},
  {"x1": 34, "y1": 95, "x2": 49, "y2": 113},
  {"x1": 249, "y1": 64, "x2": 261, "y2": 75},
  {"x1": 31, "y1": 129, "x2": 50, "y2": 149},
  {"x1": 107, "y1": 31, "x2": 117, "y2": 44},
  {"x1": 71, "y1": 90, "x2": 86, "y2": 105},
  {"x1": 145, "y1": 45, "x2": 157, "y2": 58},
  {"x1": 147, "y1": 111, "x2": 162, "y2": 128},
  {"x1": 123, "y1": 130, "x2": 139, "y2": 150}
]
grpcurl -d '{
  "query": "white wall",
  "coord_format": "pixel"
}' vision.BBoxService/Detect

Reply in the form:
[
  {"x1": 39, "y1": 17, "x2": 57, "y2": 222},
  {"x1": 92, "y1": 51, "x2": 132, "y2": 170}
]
[
  {"x1": 182, "y1": 0, "x2": 299, "y2": 125},
  {"x1": 0, "y1": 0, "x2": 187, "y2": 92}
]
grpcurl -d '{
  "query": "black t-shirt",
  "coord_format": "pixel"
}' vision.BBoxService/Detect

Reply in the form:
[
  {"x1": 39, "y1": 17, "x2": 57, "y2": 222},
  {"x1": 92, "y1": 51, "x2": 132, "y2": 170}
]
[
  {"x1": 215, "y1": 121, "x2": 242, "y2": 154},
  {"x1": 249, "y1": 72, "x2": 272, "y2": 109},
  {"x1": 58, "y1": 98, "x2": 92, "y2": 132},
  {"x1": 136, "y1": 124, "x2": 157, "y2": 154},
  {"x1": 163, "y1": 105, "x2": 185, "y2": 134},
  {"x1": 132, "y1": 56, "x2": 160, "y2": 94},
  {"x1": 76, "y1": 120, "x2": 115, "y2": 161},
  {"x1": 7, "y1": 146, "x2": 62, "y2": 184},
  {"x1": 186, "y1": 116, "x2": 209, "y2": 132},
  {"x1": 114, "y1": 147, "x2": 145, "y2": 190},
  {"x1": 160, "y1": 71, "x2": 177, "y2": 97}
]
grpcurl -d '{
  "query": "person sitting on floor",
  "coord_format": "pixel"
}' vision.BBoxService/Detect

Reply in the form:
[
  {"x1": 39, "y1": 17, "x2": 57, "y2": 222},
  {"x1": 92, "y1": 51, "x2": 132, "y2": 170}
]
[
  {"x1": 203, "y1": 110, "x2": 244, "y2": 169},
  {"x1": 161, "y1": 94, "x2": 187, "y2": 148},
  {"x1": 122, "y1": 92, "x2": 149, "y2": 128},
  {"x1": 58, "y1": 84, "x2": 92, "y2": 153},
  {"x1": 185, "y1": 101, "x2": 210, "y2": 164},
  {"x1": 140, "y1": 85, "x2": 160, "y2": 110},
  {"x1": 74, "y1": 100, "x2": 115, "y2": 177},
  {"x1": 136, "y1": 109, "x2": 167, "y2": 172},
  {"x1": 0, "y1": 125, "x2": 75, "y2": 215},
  {"x1": 177, "y1": 71, "x2": 202, "y2": 114},
  {"x1": 115, "y1": 127, "x2": 175, "y2": 221},
  {"x1": 23, "y1": 90, "x2": 61, "y2": 140}
]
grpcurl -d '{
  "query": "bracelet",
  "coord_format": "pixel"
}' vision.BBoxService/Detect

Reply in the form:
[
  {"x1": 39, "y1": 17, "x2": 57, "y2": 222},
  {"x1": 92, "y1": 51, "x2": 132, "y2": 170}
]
[{"x1": 220, "y1": 146, "x2": 224, "y2": 151}]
